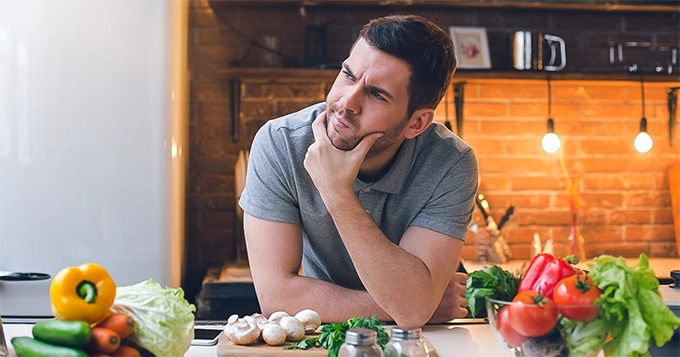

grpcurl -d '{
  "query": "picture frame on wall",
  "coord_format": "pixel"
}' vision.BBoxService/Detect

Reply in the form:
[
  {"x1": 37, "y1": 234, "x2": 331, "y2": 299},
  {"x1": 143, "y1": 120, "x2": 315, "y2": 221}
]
[{"x1": 449, "y1": 27, "x2": 492, "y2": 69}]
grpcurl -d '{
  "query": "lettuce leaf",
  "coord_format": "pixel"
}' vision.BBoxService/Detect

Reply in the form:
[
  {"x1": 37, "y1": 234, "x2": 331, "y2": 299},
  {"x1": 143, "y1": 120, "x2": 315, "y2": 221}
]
[
  {"x1": 588, "y1": 254, "x2": 680, "y2": 357},
  {"x1": 111, "y1": 279, "x2": 196, "y2": 357}
]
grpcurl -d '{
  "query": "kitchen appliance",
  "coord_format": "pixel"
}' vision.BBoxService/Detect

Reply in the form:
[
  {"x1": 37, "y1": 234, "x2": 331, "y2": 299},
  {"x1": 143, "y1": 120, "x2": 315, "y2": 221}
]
[
  {"x1": 513, "y1": 31, "x2": 566, "y2": 71},
  {"x1": 0, "y1": 0, "x2": 189, "y2": 317}
]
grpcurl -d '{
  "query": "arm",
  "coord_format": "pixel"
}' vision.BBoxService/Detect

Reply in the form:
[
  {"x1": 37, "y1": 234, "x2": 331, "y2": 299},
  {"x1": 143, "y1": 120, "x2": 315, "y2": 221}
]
[
  {"x1": 322, "y1": 191, "x2": 463, "y2": 326},
  {"x1": 243, "y1": 212, "x2": 391, "y2": 323}
]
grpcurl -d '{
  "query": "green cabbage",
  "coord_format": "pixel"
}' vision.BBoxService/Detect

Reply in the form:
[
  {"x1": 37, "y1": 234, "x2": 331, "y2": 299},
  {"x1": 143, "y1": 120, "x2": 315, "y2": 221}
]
[{"x1": 111, "y1": 279, "x2": 196, "y2": 357}]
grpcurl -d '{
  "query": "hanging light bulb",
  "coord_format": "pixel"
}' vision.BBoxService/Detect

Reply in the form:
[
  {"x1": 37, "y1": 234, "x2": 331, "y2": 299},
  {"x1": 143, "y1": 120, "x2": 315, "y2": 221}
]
[
  {"x1": 634, "y1": 75, "x2": 653, "y2": 153},
  {"x1": 542, "y1": 118, "x2": 561, "y2": 153},
  {"x1": 542, "y1": 75, "x2": 561, "y2": 153},
  {"x1": 634, "y1": 117, "x2": 653, "y2": 153}
]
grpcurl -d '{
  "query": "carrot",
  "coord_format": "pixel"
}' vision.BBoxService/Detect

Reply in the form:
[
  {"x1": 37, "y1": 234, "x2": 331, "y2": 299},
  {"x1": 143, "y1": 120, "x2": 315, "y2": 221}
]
[
  {"x1": 95, "y1": 312, "x2": 135, "y2": 339},
  {"x1": 89, "y1": 327, "x2": 121, "y2": 353},
  {"x1": 110, "y1": 345, "x2": 141, "y2": 357}
]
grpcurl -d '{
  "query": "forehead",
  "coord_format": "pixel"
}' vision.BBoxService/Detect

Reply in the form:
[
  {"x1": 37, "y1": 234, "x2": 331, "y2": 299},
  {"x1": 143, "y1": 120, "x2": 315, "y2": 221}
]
[{"x1": 346, "y1": 38, "x2": 411, "y2": 98}]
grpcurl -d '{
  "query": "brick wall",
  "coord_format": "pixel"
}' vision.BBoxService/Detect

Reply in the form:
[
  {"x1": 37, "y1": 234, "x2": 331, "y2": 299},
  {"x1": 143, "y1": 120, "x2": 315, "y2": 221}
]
[{"x1": 184, "y1": 0, "x2": 680, "y2": 299}]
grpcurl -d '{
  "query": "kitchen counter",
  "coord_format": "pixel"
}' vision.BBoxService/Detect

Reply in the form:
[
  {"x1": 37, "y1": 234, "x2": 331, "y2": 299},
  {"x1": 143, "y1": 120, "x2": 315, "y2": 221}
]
[{"x1": 1, "y1": 322, "x2": 503, "y2": 357}]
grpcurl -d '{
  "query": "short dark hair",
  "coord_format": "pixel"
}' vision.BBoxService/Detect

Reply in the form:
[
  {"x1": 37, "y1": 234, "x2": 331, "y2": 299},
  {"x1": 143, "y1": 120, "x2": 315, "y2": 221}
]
[{"x1": 358, "y1": 14, "x2": 457, "y2": 117}]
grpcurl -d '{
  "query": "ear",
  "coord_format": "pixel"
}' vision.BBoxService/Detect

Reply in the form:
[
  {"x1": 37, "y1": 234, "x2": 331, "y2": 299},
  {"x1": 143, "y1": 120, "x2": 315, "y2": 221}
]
[{"x1": 403, "y1": 108, "x2": 435, "y2": 139}]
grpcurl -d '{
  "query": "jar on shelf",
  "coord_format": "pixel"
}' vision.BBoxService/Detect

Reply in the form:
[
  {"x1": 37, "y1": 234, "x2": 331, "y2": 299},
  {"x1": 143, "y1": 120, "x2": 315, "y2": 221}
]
[{"x1": 338, "y1": 328, "x2": 384, "y2": 357}]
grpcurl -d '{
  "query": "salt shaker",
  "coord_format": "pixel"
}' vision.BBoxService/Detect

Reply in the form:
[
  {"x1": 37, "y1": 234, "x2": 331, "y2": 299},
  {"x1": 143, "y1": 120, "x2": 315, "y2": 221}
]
[
  {"x1": 384, "y1": 327, "x2": 427, "y2": 357},
  {"x1": 338, "y1": 328, "x2": 384, "y2": 357}
]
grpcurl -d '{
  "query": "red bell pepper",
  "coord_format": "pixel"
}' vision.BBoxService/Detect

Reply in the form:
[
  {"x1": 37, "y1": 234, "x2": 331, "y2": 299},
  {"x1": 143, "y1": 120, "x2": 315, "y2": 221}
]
[{"x1": 518, "y1": 253, "x2": 577, "y2": 299}]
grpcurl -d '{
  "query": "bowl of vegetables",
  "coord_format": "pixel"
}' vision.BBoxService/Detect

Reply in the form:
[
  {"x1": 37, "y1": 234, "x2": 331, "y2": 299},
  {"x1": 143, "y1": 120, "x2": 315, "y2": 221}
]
[
  {"x1": 486, "y1": 295, "x2": 606, "y2": 357},
  {"x1": 467, "y1": 253, "x2": 680, "y2": 357}
]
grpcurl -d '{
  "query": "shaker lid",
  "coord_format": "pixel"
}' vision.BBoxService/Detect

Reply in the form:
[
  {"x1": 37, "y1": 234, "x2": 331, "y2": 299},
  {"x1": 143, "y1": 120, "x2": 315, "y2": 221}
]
[
  {"x1": 345, "y1": 328, "x2": 377, "y2": 345},
  {"x1": 390, "y1": 327, "x2": 422, "y2": 340}
]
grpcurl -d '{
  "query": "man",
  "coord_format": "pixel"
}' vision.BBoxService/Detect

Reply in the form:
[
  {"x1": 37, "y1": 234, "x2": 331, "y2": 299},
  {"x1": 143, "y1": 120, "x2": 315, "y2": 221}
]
[{"x1": 239, "y1": 14, "x2": 478, "y2": 327}]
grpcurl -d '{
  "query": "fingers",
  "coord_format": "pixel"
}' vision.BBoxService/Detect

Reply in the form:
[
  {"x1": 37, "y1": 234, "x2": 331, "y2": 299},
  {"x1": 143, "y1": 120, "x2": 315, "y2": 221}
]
[
  {"x1": 310, "y1": 111, "x2": 329, "y2": 144},
  {"x1": 353, "y1": 131, "x2": 383, "y2": 156}
]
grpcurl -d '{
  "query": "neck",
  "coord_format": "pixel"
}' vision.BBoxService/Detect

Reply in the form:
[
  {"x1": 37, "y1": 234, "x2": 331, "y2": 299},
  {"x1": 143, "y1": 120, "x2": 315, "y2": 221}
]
[{"x1": 357, "y1": 141, "x2": 403, "y2": 183}]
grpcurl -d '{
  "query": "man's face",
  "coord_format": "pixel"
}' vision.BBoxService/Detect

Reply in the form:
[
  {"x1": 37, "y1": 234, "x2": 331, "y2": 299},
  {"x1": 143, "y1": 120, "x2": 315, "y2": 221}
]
[{"x1": 325, "y1": 38, "x2": 412, "y2": 158}]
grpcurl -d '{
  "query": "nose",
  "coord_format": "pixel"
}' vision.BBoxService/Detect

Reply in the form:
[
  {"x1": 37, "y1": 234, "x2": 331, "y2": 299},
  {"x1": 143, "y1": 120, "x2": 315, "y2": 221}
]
[{"x1": 339, "y1": 84, "x2": 362, "y2": 115}]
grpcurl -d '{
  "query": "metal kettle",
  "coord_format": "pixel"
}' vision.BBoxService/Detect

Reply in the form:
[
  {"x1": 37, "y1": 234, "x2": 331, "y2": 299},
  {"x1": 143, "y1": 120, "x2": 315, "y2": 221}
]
[{"x1": 513, "y1": 31, "x2": 567, "y2": 71}]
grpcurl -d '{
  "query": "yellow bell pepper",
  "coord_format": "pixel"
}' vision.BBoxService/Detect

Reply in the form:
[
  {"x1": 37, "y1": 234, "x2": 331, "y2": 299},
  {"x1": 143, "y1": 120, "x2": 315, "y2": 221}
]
[{"x1": 50, "y1": 263, "x2": 116, "y2": 324}]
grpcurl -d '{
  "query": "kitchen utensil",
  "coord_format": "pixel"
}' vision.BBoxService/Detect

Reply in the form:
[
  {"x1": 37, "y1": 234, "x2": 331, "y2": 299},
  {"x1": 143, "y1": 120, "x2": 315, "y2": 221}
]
[
  {"x1": 513, "y1": 31, "x2": 566, "y2": 71},
  {"x1": 496, "y1": 205, "x2": 514, "y2": 231},
  {"x1": 475, "y1": 194, "x2": 512, "y2": 262},
  {"x1": 668, "y1": 87, "x2": 679, "y2": 145},
  {"x1": 0, "y1": 271, "x2": 50, "y2": 281}
]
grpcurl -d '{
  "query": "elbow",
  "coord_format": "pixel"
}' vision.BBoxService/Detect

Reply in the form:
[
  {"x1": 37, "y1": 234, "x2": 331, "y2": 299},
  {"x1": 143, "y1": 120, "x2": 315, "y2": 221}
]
[
  {"x1": 255, "y1": 291, "x2": 287, "y2": 317},
  {"x1": 390, "y1": 308, "x2": 435, "y2": 328}
]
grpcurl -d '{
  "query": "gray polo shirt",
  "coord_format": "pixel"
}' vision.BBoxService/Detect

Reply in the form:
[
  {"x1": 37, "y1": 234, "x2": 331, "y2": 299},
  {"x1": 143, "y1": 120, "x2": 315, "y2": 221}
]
[{"x1": 239, "y1": 103, "x2": 478, "y2": 290}]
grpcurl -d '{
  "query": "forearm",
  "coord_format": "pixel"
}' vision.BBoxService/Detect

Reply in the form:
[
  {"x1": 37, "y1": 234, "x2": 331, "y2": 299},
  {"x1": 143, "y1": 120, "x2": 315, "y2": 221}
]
[
  {"x1": 323, "y1": 190, "x2": 455, "y2": 326},
  {"x1": 254, "y1": 272, "x2": 391, "y2": 323}
]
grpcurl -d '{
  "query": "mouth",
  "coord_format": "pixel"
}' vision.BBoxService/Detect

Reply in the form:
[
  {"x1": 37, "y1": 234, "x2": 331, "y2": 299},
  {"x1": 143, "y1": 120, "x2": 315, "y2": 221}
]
[{"x1": 330, "y1": 108, "x2": 350, "y2": 130}]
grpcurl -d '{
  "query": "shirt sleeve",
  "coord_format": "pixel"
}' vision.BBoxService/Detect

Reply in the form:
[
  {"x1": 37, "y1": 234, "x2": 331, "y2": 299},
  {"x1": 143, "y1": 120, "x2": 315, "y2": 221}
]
[
  {"x1": 238, "y1": 121, "x2": 301, "y2": 224},
  {"x1": 411, "y1": 148, "x2": 479, "y2": 241}
]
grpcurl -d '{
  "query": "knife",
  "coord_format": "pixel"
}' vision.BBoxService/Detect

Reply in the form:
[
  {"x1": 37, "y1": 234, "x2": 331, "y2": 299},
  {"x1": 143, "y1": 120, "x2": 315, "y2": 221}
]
[
  {"x1": 0, "y1": 271, "x2": 50, "y2": 281},
  {"x1": 497, "y1": 205, "x2": 515, "y2": 231},
  {"x1": 475, "y1": 193, "x2": 497, "y2": 230}
]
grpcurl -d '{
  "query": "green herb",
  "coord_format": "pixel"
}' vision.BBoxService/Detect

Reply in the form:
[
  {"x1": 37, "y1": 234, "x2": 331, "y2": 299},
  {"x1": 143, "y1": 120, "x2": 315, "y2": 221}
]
[
  {"x1": 285, "y1": 315, "x2": 389, "y2": 357},
  {"x1": 465, "y1": 264, "x2": 523, "y2": 317}
]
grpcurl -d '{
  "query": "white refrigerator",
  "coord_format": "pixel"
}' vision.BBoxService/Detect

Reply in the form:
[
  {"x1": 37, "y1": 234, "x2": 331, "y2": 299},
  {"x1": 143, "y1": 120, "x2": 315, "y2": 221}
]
[{"x1": 0, "y1": 0, "x2": 189, "y2": 317}]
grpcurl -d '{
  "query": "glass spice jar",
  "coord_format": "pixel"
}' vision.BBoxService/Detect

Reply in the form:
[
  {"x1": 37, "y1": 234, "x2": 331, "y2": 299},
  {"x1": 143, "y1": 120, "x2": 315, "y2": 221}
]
[
  {"x1": 338, "y1": 328, "x2": 384, "y2": 357},
  {"x1": 384, "y1": 327, "x2": 428, "y2": 357}
]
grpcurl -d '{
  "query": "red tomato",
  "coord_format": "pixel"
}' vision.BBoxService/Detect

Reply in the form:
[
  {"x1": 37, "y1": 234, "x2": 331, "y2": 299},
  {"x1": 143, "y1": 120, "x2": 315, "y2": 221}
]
[
  {"x1": 495, "y1": 306, "x2": 527, "y2": 347},
  {"x1": 553, "y1": 273, "x2": 602, "y2": 322},
  {"x1": 508, "y1": 290, "x2": 558, "y2": 337}
]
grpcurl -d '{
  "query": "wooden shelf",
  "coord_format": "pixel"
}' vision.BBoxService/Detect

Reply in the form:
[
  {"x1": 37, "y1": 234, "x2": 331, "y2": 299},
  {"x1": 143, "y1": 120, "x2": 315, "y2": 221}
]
[
  {"x1": 218, "y1": 67, "x2": 680, "y2": 82},
  {"x1": 209, "y1": 0, "x2": 680, "y2": 13}
]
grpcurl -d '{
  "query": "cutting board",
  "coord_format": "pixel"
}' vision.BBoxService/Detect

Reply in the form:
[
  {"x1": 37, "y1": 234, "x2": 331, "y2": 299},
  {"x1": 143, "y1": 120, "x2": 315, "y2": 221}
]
[
  {"x1": 670, "y1": 162, "x2": 680, "y2": 256},
  {"x1": 216, "y1": 333, "x2": 327, "y2": 357}
]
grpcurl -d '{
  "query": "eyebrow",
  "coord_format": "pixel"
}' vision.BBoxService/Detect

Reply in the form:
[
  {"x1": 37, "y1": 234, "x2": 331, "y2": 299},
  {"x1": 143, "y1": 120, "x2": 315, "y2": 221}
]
[{"x1": 342, "y1": 63, "x2": 395, "y2": 101}]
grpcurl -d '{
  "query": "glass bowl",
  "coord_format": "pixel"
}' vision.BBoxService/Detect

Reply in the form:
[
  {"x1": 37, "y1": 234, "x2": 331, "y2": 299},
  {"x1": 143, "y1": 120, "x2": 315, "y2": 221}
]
[{"x1": 485, "y1": 297, "x2": 606, "y2": 357}]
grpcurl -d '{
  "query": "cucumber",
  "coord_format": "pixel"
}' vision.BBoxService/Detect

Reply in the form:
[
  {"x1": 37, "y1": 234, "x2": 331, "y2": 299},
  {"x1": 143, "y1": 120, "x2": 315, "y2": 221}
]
[
  {"x1": 11, "y1": 337, "x2": 88, "y2": 357},
  {"x1": 32, "y1": 319, "x2": 91, "y2": 348}
]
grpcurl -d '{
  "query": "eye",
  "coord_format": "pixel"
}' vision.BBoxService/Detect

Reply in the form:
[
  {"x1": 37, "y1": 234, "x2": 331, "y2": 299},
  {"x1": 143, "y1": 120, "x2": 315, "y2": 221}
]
[
  {"x1": 342, "y1": 70, "x2": 354, "y2": 80},
  {"x1": 370, "y1": 89, "x2": 386, "y2": 101}
]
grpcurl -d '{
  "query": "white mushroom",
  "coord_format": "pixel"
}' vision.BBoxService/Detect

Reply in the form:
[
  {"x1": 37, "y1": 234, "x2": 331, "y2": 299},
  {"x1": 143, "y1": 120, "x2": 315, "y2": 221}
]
[
  {"x1": 250, "y1": 313, "x2": 269, "y2": 331},
  {"x1": 225, "y1": 314, "x2": 239, "y2": 340},
  {"x1": 279, "y1": 315, "x2": 305, "y2": 342},
  {"x1": 261, "y1": 323, "x2": 287, "y2": 346},
  {"x1": 294, "y1": 309, "x2": 322, "y2": 334},
  {"x1": 267, "y1": 311, "x2": 290, "y2": 323},
  {"x1": 229, "y1": 317, "x2": 260, "y2": 345}
]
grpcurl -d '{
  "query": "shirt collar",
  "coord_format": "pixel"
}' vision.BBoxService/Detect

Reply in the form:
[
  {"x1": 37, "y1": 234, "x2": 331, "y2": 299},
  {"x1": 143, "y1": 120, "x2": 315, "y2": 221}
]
[{"x1": 353, "y1": 137, "x2": 415, "y2": 194}]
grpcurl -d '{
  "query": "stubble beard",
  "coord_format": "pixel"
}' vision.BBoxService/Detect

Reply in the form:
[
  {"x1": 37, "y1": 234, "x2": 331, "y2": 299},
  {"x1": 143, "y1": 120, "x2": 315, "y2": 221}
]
[{"x1": 325, "y1": 106, "x2": 410, "y2": 160}]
